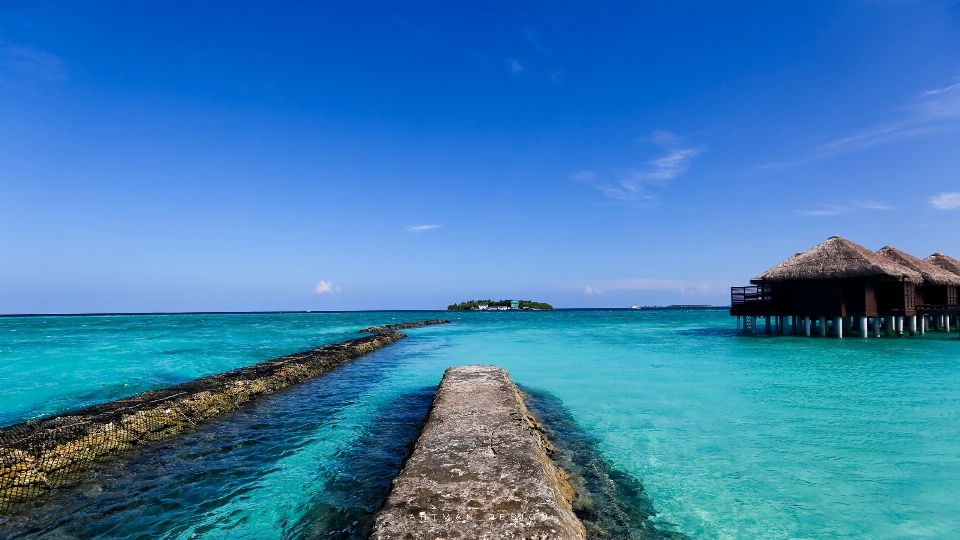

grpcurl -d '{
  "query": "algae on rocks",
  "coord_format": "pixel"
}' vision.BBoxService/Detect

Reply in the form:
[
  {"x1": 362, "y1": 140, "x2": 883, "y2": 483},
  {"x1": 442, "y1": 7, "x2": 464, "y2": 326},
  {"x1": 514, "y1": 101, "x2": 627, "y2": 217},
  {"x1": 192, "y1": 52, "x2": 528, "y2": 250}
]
[{"x1": 0, "y1": 332, "x2": 406, "y2": 512}]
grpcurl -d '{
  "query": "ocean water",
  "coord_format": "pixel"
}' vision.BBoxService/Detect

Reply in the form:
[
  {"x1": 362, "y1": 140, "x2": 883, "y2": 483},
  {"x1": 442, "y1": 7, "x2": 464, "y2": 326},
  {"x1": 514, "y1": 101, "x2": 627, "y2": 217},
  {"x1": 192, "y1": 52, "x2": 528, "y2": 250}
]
[{"x1": 2, "y1": 310, "x2": 959, "y2": 538}]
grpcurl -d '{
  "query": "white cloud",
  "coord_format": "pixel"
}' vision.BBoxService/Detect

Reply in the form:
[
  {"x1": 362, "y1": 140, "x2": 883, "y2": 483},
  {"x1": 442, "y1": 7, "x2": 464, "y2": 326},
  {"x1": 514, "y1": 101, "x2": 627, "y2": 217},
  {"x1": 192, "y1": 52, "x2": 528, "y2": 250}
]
[
  {"x1": 583, "y1": 286, "x2": 601, "y2": 294},
  {"x1": 405, "y1": 224, "x2": 441, "y2": 232},
  {"x1": 506, "y1": 59, "x2": 523, "y2": 73},
  {"x1": 930, "y1": 192, "x2": 960, "y2": 210},
  {"x1": 551, "y1": 69, "x2": 564, "y2": 85},
  {"x1": 312, "y1": 281, "x2": 334, "y2": 294}
]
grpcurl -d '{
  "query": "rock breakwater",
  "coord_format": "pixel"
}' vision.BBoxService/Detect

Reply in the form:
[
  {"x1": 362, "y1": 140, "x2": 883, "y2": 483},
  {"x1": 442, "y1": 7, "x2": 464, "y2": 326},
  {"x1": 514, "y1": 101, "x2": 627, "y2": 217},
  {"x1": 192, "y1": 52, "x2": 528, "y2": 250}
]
[
  {"x1": 0, "y1": 331, "x2": 406, "y2": 512},
  {"x1": 358, "y1": 319, "x2": 450, "y2": 333}
]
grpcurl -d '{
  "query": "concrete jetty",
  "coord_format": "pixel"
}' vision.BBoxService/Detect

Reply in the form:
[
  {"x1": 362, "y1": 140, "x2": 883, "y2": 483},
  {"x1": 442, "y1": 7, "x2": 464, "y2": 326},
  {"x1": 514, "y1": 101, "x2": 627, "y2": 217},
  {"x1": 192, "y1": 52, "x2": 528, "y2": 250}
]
[
  {"x1": 369, "y1": 365, "x2": 587, "y2": 540},
  {"x1": 0, "y1": 331, "x2": 407, "y2": 512}
]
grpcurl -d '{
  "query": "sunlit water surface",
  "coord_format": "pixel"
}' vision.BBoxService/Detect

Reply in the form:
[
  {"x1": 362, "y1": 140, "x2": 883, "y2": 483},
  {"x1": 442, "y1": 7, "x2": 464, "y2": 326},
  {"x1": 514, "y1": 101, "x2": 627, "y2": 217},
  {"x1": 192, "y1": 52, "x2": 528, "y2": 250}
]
[{"x1": 1, "y1": 310, "x2": 959, "y2": 538}]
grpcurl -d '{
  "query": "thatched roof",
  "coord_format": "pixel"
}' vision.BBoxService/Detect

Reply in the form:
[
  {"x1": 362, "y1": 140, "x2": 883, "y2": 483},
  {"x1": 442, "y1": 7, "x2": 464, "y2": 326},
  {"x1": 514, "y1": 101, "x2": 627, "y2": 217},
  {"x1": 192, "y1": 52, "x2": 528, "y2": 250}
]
[
  {"x1": 877, "y1": 247, "x2": 960, "y2": 286},
  {"x1": 925, "y1": 252, "x2": 960, "y2": 278},
  {"x1": 752, "y1": 236, "x2": 922, "y2": 283}
]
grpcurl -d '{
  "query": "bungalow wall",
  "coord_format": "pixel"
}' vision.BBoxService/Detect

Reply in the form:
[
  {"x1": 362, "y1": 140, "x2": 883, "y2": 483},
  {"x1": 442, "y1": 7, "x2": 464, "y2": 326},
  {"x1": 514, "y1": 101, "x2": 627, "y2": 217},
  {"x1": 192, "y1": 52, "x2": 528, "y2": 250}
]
[
  {"x1": 876, "y1": 281, "x2": 916, "y2": 316},
  {"x1": 770, "y1": 278, "x2": 880, "y2": 317},
  {"x1": 744, "y1": 277, "x2": 917, "y2": 318},
  {"x1": 919, "y1": 285, "x2": 958, "y2": 307},
  {"x1": 792, "y1": 279, "x2": 844, "y2": 317}
]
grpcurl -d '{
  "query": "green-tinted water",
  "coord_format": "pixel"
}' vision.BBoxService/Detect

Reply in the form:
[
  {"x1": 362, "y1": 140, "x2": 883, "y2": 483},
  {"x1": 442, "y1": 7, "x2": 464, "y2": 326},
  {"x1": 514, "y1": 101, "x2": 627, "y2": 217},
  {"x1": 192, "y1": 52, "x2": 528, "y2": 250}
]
[{"x1": 1, "y1": 310, "x2": 959, "y2": 538}]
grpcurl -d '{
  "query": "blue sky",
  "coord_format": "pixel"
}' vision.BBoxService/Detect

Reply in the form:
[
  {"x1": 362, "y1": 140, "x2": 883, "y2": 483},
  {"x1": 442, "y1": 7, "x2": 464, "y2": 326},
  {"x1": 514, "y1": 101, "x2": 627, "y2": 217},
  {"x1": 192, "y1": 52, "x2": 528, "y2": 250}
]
[{"x1": 2, "y1": 1, "x2": 959, "y2": 313}]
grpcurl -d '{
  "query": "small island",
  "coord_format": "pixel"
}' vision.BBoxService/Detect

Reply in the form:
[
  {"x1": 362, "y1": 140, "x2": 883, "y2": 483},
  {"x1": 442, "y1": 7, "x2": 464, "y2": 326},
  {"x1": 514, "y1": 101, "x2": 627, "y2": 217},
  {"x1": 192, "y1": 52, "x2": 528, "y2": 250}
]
[{"x1": 447, "y1": 299, "x2": 553, "y2": 311}]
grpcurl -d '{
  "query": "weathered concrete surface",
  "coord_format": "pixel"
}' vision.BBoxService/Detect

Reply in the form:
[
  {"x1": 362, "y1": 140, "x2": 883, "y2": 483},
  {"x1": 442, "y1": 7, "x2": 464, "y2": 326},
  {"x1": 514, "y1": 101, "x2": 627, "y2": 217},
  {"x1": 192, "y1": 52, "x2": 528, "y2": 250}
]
[
  {"x1": 369, "y1": 365, "x2": 586, "y2": 540},
  {"x1": 0, "y1": 331, "x2": 406, "y2": 512},
  {"x1": 358, "y1": 319, "x2": 450, "y2": 334}
]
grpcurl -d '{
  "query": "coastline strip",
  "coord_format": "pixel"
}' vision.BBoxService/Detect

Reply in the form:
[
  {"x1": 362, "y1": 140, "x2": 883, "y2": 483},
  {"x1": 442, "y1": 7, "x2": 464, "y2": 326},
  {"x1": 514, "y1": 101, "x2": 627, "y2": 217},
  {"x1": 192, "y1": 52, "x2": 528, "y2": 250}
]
[
  {"x1": 369, "y1": 365, "x2": 587, "y2": 539},
  {"x1": 0, "y1": 331, "x2": 407, "y2": 512},
  {"x1": 358, "y1": 319, "x2": 450, "y2": 333}
]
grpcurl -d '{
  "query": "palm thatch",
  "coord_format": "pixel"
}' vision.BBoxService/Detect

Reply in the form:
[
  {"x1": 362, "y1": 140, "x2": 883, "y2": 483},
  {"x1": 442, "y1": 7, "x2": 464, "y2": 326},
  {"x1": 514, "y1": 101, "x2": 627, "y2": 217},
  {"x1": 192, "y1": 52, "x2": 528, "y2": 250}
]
[
  {"x1": 752, "y1": 236, "x2": 922, "y2": 283},
  {"x1": 924, "y1": 252, "x2": 960, "y2": 277},
  {"x1": 877, "y1": 247, "x2": 960, "y2": 286}
]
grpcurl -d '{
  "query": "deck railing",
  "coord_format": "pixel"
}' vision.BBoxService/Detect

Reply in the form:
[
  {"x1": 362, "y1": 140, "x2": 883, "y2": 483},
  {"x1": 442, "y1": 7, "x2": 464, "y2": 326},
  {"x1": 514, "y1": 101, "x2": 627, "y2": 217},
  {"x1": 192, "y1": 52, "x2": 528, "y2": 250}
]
[
  {"x1": 731, "y1": 286, "x2": 773, "y2": 305},
  {"x1": 730, "y1": 285, "x2": 776, "y2": 314},
  {"x1": 916, "y1": 304, "x2": 960, "y2": 313}
]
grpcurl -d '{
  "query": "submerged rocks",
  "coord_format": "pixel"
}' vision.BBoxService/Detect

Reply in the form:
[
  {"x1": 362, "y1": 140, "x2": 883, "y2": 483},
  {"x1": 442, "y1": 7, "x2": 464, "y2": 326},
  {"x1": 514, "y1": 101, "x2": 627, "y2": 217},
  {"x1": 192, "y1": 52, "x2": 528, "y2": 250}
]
[
  {"x1": 370, "y1": 365, "x2": 587, "y2": 540},
  {"x1": 358, "y1": 319, "x2": 450, "y2": 333},
  {"x1": 0, "y1": 331, "x2": 406, "y2": 512}
]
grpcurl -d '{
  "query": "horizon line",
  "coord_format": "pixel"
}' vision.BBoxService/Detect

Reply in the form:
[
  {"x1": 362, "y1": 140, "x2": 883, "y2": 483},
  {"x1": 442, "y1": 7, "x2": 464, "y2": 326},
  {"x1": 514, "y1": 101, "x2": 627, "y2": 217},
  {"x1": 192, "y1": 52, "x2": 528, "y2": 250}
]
[{"x1": 0, "y1": 306, "x2": 728, "y2": 318}]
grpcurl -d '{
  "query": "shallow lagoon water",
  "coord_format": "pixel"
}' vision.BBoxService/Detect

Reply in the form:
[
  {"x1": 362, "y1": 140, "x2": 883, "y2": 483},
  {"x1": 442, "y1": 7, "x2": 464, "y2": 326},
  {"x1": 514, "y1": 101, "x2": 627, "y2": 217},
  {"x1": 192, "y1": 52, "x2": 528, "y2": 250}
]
[{"x1": 2, "y1": 310, "x2": 959, "y2": 538}]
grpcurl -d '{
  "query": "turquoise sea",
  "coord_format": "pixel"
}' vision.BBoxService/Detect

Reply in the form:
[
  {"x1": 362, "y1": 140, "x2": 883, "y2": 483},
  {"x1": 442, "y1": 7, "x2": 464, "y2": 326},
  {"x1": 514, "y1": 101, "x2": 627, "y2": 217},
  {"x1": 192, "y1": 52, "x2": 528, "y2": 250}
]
[{"x1": 2, "y1": 310, "x2": 959, "y2": 538}]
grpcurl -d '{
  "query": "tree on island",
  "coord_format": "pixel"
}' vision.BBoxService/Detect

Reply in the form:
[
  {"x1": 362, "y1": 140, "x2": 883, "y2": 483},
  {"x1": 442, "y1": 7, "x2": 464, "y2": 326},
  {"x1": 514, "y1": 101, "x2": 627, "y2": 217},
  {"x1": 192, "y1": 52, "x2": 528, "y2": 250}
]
[{"x1": 447, "y1": 299, "x2": 553, "y2": 310}]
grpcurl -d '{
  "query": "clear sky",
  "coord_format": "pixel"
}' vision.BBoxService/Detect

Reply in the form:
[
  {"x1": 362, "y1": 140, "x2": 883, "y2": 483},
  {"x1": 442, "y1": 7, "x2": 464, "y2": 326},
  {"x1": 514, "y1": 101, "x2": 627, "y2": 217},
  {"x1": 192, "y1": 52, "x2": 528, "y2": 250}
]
[{"x1": 2, "y1": 1, "x2": 959, "y2": 313}]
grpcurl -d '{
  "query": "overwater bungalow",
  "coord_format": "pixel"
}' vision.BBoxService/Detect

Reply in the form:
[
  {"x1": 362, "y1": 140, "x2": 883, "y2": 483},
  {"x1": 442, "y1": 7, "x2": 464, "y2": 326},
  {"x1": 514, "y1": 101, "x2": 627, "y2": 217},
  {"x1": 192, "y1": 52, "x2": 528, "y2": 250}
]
[
  {"x1": 731, "y1": 236, "x2": 924, "y2": 337},
  {"x1": 878, "y1": 247, "x2": 960, "y2": 333}
]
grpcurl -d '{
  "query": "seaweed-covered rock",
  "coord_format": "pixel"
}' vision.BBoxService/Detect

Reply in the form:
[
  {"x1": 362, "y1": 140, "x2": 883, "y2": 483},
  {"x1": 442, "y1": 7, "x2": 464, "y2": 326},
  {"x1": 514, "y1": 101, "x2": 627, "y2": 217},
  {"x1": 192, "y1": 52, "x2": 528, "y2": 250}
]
[
  {"x1": 358, "y1": 320, "x2": 450, "y2": 333},
  {"x1": 0, "y1": 332, "x2": 406, "y2": 512}
]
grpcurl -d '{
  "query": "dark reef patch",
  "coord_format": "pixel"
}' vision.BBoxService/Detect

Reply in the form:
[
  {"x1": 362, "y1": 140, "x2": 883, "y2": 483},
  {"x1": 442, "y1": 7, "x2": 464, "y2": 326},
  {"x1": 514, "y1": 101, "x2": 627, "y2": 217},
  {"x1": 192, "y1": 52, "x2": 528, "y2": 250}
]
[
  {"x1": 677, "y1": 327, "x2": 739, "y2": 338},
  {"x1": 522, "y1": 388, "x2": 688, "y2": 540},
  {"x1": 282, "y1": 386, "x2": 435, "y2": 540}
]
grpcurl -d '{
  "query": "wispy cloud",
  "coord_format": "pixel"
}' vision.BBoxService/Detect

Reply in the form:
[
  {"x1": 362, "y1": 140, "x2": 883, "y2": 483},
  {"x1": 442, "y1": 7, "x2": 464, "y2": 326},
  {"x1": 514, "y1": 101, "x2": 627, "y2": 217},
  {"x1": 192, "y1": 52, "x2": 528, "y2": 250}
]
[
  {"x1": 580, "y1": 279, "x2": 716, "y2": 299},
  {"x1": 506, "y1": 59, "x2": 523, "y2": 73},
  {"x1": 763, "y1": 80, "x2": 960, "y2": 168},
  {"x1": 312, "y1": 281, "x2": 340, "y2": 294},
  {"x1": 798, "y1": 204, "x2": 850, "y2": 217},
  {"x1": 852, "y1": 200, "x2": 894, "y2": 210},
  {"x1": 930, "y1": 192, "x2": 960, "y2": 210},
  {"x1": 551, "y1": 69, "x2": 564, "y2": 85},
  {"x1": 467, "y1": 47, "x2": 487, "y2": 62},
  {"x1": 406, "y1": 224, "x2": 441, "y2": 232},
  {"x1": 2, "y1": 43, "x2": 66, "y2": 81},
  {"x1": 578, "y1": 131, "x2": 703, "y2": 201},
  {"x1": 633, "y1": 147, "x2": 702, "y2": 183},
  {"x1": 569, "y1": 170, "x2": 597, "y2": 181},
  {"x1": 524, "y1": 29, "x2": 552, "y2": 57},
  {"x1": 798, "y1": 200, "x2": 893, "y2": 216},
  {"x1": 583, "y1": 279, "x2": 684, "y2": 291}
]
